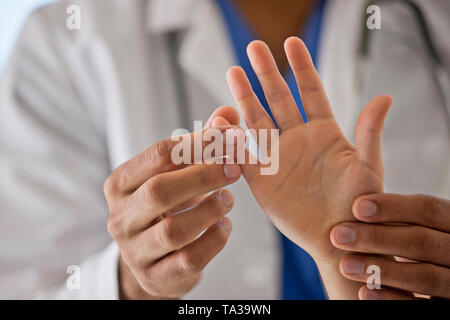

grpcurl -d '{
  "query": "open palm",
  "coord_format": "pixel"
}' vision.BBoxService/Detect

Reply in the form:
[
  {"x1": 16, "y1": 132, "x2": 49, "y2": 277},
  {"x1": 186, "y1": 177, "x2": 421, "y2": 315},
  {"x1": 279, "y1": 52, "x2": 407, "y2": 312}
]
[{"x1": 226, "y1": 38, "x2": 393, "y2": 262}]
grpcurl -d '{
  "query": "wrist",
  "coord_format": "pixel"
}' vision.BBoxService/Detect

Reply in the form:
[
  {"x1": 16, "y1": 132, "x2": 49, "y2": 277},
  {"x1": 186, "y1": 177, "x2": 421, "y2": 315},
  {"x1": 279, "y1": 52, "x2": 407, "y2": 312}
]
[
  {"x1": 118, "y1": 256, "x2": 167, "y2": 300},
  {"x1": 313, "y1": 250, "x2": 361, "y2": 300}
]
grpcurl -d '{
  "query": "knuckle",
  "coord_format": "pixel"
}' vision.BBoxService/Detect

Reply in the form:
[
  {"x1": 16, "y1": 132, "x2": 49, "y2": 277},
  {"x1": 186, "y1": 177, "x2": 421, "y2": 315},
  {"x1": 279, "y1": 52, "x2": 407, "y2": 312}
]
[
  {"x1": 365, "y1": 225, "x2": 382, "y2": 250},
  {"x1": 412, "y1": 227, "x2": 430, "y2": 255},
  {"x1": 142, "y1": 269, "x2": 161, "y2": 295},
  {"x1": 298, "y1": 83, "x2": 322, "y2": 95},
  {"x1": 422, "y1": 230, "x2": 446, "y2": 259},
  {"x1": 390, "y1": 195, "x2": 403, "y2": 217},
  {"x1": 298, "y1": 70, "x2": 323, "y2": 94},
  {"x1": 423, "y1": 195, "x2": 446, "y2": 224},
  {"x1": 377, "y1": 261, "x2": 392, "y2": 282},
  {"x1": 103, "y1": 174, "x2": 119, "y2": 198},
  {"x1": 107, "y1": 214, "x2": 124, "y2": 239},
  {"x1": 179, "y1": 251, "x2": 202, "y2": 274},
  {"x1": 148, "y1": 140, "x2": 172, "y2": 170},
  {"x1": 206, "y1": 195, "x2": 226, "y2": 217},
  {"x1": 420, "y1": 265, "x2": 446, "y2": 295},
  {"x1": 267, "y1": 89, "x2": 290, "y2": 104},
  {"x1": 145, "y1": 176, "x2": 169, "y2": 207},
  {"x1": 157, "y1": 217, "x2": 184, "y2": 249},
  {"x1": 211, "y1": 226, "x2": 229, "y2": 249},
  {"x1": 420, "y1": 194, "x2": 435, "y2": 212}
]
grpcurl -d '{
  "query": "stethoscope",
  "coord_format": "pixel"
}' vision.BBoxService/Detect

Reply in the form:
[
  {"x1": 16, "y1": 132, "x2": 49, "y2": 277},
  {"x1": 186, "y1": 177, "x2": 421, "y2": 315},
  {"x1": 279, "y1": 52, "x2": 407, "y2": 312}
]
[{"x1": 359, "y1": 0, "x2": 450, "y2": 128}]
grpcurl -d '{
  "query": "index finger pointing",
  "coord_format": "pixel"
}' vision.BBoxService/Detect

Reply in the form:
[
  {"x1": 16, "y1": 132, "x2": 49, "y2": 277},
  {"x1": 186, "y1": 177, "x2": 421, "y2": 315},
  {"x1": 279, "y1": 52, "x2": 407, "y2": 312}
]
[{"x1": 353, "y1": 193, "x2": 450, "y2": 232}]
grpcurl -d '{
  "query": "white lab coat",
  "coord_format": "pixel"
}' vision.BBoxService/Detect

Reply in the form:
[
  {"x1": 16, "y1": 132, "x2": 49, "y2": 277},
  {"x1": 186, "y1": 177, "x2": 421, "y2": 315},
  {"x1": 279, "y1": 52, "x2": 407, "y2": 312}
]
[{"x1": 0, "y1": 0, "x2": 448, "y2": 299}]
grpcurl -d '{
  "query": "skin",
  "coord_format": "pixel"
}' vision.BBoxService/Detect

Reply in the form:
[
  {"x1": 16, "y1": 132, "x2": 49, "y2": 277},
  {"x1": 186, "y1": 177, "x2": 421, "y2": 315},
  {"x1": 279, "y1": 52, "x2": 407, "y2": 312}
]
[
  {"x1": 225, "y1": 37, "x2": 393, "y2": 299},
  {"x1": 331, "y1": 193, "x2": 450, "y2": 300},
  {"x1": 104, "y1": 106, "x2": 243, "y2": 299}
]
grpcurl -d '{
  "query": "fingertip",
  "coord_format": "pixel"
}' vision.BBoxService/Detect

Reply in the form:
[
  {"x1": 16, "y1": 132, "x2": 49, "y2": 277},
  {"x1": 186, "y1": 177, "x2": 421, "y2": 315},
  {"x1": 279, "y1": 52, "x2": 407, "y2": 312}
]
[
  {"x1": 359, "y1": 286, "x2": 380, "y2": 300},
  {"x1": 353, "y1": 196, "x2": 378, "y2": 220},
  {"x1": 226, "y1": 66, "x2": 244, "y2": 81},
  {"x1": 329, "y1": 224, "x2": 356, "y2": 247},
  {"x1": 352, "y1": 197, "x2": 361, "y2": 219},
  {"x1": 329, "y1": 225, "x2": 339, "y2": 247},
  {"x1": 284, "y1": 36, "x2": 304, "y2": 50},
  {"x1": 247, "y1": 40, "x2": 277, "y2": 74},
  {"x1": 362, "y1": 94, "x2": 392, "y2": 114},
  {"x1": 212, "y1": 116, "x2": 230, "y2": 127},
  {"x1": 370, "y1": 94, "x2": 394, "y2": 118},
  {"x1": 284, "y1": 36, "x2": 313, "y2": 72},
  {"x1": 223, "y1": 163, "x2": 242, "y2": 180},
  {"x1": 227, "y1": 67, "x2": 253, "y2": 101},
  {"x1": 338, "y1": 256, "x2": 347, "y2": 276},
  {"x1": 247, "y1": 40, "x2": 268, "y2": 55},
  {"x1": 380, "y1": 94, "x2": 394, "y2": 107},
  {"x1": 218, "y1": 216, "x2": 233, "y2": 233},
  {"x1": 218, "y1": 189, "x2": 234, "y2": 210},
  {"x1": 206, "y1": 105, "x2": 240, "y2": 128},
  {"x1": 358, "y1": 286, "x2": 367, "y2": 300}
]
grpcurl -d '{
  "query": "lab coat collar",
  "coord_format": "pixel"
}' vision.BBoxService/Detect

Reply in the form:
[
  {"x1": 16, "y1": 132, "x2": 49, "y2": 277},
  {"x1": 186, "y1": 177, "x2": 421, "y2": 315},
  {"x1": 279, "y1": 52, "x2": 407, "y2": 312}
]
[
  {"x1": 146, "y1": 0, "x2": 236, "y2": 106},
  {"x1": 145, "y1": 0, "x2": 364, "y2": 125},
  {"x1": 146, "y1": 0, "x2": 197, "y2": 33}
]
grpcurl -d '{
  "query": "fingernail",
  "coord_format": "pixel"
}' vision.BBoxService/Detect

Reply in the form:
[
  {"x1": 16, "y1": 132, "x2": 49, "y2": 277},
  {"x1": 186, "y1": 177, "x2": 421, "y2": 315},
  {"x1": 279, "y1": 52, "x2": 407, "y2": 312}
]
[
  {"x1": 362, "y1": 289, "x2": 380, "y2": 300},
  {"x1": 334, "y1": 225, "x2": 356, "y2": 244},
  {"x1": 220, "y1": 190, "x2": 234, "y2": 208},
  {"x1": 212, "y1": 117, "x2": 223, "y2": 127},
  {"x1": 223, "y1": 163, "x2": 241, "y2": 179},
  {"x1": 218, "y1": 218, "x2": 232, "y2": 232},
  {"x1": 359, "y1": 200, "x2": 377, "y2": 217},
  {"x1": 343, "y1": 257, "x2": 364, "y2": 274}
]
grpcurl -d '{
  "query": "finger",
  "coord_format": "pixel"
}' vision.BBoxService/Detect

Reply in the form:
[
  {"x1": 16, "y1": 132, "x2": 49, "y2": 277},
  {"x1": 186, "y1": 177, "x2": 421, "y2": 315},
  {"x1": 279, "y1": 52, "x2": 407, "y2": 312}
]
[
  {"x1": 227, "y1": 66, "x2": 275, "y2": 131},
  {"x1": 135, "y1": 190, "x2": 234, "y2": 261},
  {"x1": 164, "y1": 193, "x2": 208, "y2": 216},
  {"x1": 210, "y1": 116, "x2": 249, "y2": 165},
  {"x1": 246, "y1": 41, "x2": 303, "y2": 131},
  {"x1": 358, "y1": 285, "x2": 416, "y2": 300},
  {"x1": 144, "y1": 218, "x2": 232, "y2": 295},
  {"x1": 330, "y1": 223, "x2": 450, "y2": 267},
  {"x1": 205, "y1": 105, "x2": 241, "y2": 128},
  {"x1": 137, "y1": 266, "x2": 201, "y2": 298},
  {"x1": 353, "y1": 193, "x2": 450, "y2": 232},
  {"x1": 284, "y1": 37, "x2": 334, "y2": 121},
  {"x1": 212, "y1": 116, "x2": 230, "y2": 127},
  {"x1": 126, "y1": 163, "x2": 241, "y2": 230},
  {"x1": 104, "y1": 126, "x2": 241, "y2": 197},
  {"x1": 208, "y1": 115, "x2": 268, "y2": 200},
  {"x1": 355, "y1": 94, "x2": 393, "y2": 175},
  {"x1": 340, "y1": 255, "x2": 450, "y2": 299}
]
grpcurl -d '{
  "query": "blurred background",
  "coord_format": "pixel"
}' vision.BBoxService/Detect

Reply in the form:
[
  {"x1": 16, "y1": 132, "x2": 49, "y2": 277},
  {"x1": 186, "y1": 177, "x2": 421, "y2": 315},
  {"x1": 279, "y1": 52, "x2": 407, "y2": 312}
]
[{"x1": 0, "y1": 0, "x2": 55, "y2": 74}]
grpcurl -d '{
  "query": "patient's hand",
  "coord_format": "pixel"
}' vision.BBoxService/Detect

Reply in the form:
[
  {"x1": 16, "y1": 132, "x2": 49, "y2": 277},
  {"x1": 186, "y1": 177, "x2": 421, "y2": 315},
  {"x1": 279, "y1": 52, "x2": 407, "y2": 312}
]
[{"x1": 226, "y1": 37, "x2": 393, "y2": 298}]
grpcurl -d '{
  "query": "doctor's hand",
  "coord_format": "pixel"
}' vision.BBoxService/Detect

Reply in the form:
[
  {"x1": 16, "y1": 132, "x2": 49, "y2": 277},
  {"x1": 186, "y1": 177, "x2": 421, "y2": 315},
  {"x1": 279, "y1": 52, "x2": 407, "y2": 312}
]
[
  {"x1": 225, "y1": 37, "x2": 393, "y2": 299},
  {"x1": 104, "y1": 107, "x2": 242, "y2": 299},
  {"x1": 331, "y1": 193, "x2": 450, "y2": 300}
]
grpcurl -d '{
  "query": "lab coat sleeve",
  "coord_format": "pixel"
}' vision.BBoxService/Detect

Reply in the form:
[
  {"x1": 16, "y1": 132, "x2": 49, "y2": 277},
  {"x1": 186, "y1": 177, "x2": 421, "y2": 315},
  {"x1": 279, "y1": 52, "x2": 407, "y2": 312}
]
[
  {"x1": 34, "y1": 242, "x2": 120, "y2": 300},
  {"x1": 0, "y1": 5, "x2": 120, "y2": 299}
]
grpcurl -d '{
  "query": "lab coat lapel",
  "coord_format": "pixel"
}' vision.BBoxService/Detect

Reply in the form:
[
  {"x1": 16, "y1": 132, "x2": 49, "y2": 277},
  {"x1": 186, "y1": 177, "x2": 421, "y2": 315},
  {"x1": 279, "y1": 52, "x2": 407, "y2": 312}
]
[
  {"x1": 318, "y1": 0, "x2": 365, "y2": 140},
  {"x1": 148, "y1": 0, "x2": 236, "y2": 107},
  {"x1": 177, "y1": 0, "x2": 236, "y2": 107}
]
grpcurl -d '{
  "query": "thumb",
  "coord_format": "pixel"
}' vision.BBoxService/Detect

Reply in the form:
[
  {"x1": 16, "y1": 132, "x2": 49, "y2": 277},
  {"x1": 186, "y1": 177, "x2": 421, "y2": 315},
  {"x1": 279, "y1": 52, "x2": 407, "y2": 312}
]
[
  {"x1": 212, "y1": 116, "x2": 231, "y2": 127},
  {"x1": 355, "y1": 94, "x2": 393, "y2": 176},
  {"x1": 205, "y1": 105, "x2": 240, "y2": 128}
]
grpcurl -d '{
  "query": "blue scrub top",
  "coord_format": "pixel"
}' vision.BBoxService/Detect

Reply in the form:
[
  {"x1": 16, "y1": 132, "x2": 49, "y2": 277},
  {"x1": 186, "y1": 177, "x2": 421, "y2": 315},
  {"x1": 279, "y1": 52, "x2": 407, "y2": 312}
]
[{"x1": 216, "y1": 0, "x2": 327, "y2": 299}]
